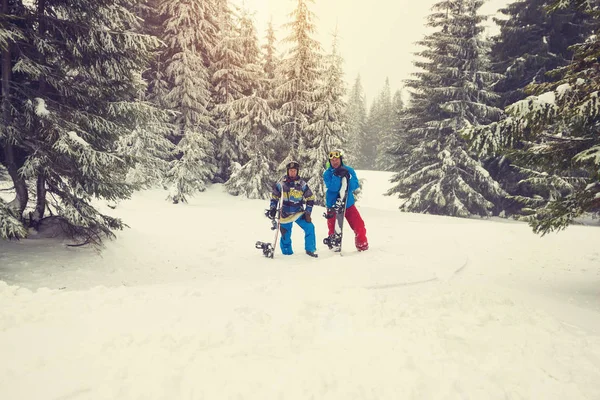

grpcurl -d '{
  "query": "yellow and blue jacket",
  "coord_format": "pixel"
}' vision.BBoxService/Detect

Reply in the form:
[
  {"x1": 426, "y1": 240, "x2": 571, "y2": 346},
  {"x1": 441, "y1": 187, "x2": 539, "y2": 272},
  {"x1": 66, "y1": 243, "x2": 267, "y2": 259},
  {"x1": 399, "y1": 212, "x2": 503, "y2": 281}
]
[{"x1": 269, "y1": 176, "x2": 315, "y2": 219}]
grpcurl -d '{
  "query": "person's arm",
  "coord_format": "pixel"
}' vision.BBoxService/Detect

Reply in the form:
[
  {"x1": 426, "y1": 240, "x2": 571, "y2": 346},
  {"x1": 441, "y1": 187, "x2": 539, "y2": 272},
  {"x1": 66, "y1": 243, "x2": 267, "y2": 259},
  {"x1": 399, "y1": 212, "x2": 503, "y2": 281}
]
[
  {"x1": 269, "y1": 182, "x2": 281, "y2": 209},
  {"x1": 303, "y1": 183, "x2": 315, "y2": 214},
  {"x1": 323, "y1": 168, "x2": 340, "y2": 192},
  {"x1": 348, "y1": 168, "x2": 360, "y2": 192}
]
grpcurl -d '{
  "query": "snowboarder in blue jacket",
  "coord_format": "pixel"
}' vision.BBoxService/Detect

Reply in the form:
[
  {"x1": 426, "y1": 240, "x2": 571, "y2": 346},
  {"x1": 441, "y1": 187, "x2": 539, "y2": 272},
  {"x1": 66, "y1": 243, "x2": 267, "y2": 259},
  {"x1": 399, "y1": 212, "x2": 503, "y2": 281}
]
[{"x1": 323, "y1": 149, "x2": 369, "y2": 251}]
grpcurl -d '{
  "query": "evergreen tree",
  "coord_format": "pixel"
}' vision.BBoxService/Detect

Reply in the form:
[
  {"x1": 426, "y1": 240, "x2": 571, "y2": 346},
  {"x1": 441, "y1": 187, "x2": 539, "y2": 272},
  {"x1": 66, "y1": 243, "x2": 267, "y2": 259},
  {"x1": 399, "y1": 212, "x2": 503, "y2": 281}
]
[
  {"x1": 116, "y1": 116, "x2": 174, "y2": 189},
  {"x1": 137, "y1": 0, "x2": 170, "y2": 109},
  {"x1": 470, "y1": 0, "x2": 597, "y2": 214},
  {"x1": 344, "y1": 75, "x2": 368, "y2": 168},
  {"x1": 224, "y1": 94, "x2": 278, "y2": 199},
  {"x1": 223, "y1": 7, "x2": 278, "y2": 199},
  {"x1": 259, "y1": 19, "x2": 282, "y2": 118},
  {"x1": 362, "y1": 95, "x2": 382, "y2": 170},
  {"x1": 159, "y1": 0, "x2": 218, "y2": 203},
  {"x1": 261, "y1": 19, "x2": 279, "y2": 86},
  {"x1": 305, "y1": 30, "x2": 347, "y2": 203},
  {"x1": 374, "y1": 78, "x2": 394, "y2": 170},
  {"x1": 384, "y1": 89, "x2": 406, "y2": 172},
  {"x1": 120, "y1": 0, "x2": 174, "y2": 191},
  {"x1": 0, "y1": 0, "x2": 28, "y2": 237},
  {"x1": 466, "y1": 0, "x2": 600, "y2": 234},
  {"x1": 0, "y1": 197, "x2": 27, "y2": 239},
  {"x1": 259, "y1": 19, "x2": 288, "y2": 167},
  {"x1": 1, "y1": 0, "x2": 167, "y2": 243},
  {"x1": 388, "y1": 0, "x2": 505, "y2": 217},
  {"x1": 238, "y1": 8, "x2": 262, "y2": 97},
  {"x1": 362, "y1": 80, "x2": 394, "y2": 171},
  {"x1": 211, "y1": 0, "x2": 249, "y2": 182},
  {"x1": 274, "y1": 0, "x2": 322, "y2": 171},
  {"x1": 391, "y1": 89, "x2": 405, "y2": 135},
  {"x1": 492, "y1": 0, "x2": 597, "y2": 108}
]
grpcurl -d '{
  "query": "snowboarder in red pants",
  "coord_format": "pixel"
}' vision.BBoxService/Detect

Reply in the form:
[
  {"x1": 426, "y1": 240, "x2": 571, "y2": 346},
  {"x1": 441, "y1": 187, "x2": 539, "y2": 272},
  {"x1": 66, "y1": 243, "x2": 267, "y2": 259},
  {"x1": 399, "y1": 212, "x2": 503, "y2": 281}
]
[{"x1": 323, "y1": 149, "x2": 369, "y2": 251}]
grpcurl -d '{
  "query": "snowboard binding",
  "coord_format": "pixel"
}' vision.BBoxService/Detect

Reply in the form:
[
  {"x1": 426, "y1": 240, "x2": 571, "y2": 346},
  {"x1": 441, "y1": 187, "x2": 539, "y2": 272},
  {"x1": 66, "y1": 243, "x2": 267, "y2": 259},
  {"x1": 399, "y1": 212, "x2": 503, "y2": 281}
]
[
  {"x1": 323, "y1": 234, "x2": 342, "y2": 252},
  {"x1": 264, "y1": 209, "x2": 278, "y2": 230},
  {"x1": 255, "y1": 241, "x2": 275, "y2": 258}
]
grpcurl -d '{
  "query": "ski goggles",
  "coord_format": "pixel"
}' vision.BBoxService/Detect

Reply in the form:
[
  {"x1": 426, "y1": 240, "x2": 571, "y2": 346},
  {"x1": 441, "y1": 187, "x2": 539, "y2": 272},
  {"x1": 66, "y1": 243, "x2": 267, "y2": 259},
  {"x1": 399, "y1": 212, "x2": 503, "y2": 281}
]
[{"x1": 328, "y1": 151, "x2": 343, "y2": 159}]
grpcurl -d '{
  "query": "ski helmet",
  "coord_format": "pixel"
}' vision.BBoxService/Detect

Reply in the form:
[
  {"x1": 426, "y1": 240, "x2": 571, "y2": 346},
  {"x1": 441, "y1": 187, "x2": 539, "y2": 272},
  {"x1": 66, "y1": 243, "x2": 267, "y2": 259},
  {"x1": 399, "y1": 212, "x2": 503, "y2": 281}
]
[{"x1": 286, "y1": 161, "x2": 300, "y2": 172}]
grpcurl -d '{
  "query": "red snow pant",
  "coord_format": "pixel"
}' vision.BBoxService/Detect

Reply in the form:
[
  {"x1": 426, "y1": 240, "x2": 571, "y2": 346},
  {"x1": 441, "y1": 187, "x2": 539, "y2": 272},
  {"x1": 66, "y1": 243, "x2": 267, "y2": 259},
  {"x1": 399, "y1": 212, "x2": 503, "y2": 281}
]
[{"x1": 327, "y1": 204, "x2": 369, "y2": 250}]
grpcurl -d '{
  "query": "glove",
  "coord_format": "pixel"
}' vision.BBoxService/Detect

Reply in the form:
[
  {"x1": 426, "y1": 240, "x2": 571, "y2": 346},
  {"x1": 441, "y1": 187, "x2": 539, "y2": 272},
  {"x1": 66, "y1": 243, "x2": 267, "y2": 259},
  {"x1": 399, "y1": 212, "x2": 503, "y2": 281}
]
[
  {"x1": 265, "y1": 207, "x2": 276, "y2": 219},
  {"x1": 323, "y1": 208, "x2": 335, "y2": 219},
  {"x1": 333, "y1": 166, "x2": 349, "y2": 178},
  {"x1": 304, "y1": 211, "x2": 312, "y2": 223}
]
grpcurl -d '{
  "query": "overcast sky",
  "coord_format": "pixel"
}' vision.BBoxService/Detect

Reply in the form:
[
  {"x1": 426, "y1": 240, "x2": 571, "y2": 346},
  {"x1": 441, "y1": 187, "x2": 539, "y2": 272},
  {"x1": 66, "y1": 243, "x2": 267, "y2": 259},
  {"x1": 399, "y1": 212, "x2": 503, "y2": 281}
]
[{"x1": 236, "y1": 0, "x2": 512, "y2": 105}]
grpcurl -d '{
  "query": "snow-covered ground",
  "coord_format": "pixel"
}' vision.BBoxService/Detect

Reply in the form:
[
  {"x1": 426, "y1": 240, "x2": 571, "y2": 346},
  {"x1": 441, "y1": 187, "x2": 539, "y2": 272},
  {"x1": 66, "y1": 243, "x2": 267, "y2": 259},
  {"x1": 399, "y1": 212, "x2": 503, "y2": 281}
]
[{"x1": 1, "y1": 170, "x2": 599, "y2": 399}]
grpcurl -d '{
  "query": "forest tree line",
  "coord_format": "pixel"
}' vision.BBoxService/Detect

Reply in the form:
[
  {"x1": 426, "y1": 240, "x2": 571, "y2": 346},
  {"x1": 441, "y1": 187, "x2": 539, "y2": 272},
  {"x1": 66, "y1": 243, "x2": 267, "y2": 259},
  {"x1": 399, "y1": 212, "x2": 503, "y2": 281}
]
[{"x1": 0, "y1": 0, "x2": 598, "y2": 244}]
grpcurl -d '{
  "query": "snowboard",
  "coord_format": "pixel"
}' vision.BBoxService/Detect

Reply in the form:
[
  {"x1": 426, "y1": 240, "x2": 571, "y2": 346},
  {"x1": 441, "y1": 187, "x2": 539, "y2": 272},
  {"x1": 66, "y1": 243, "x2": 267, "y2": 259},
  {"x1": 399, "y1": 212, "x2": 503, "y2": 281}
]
[
  {"x1": 323, "y1": 174, "x2": 349, "y2": 253},
  {"x1": 255, "y1": 180, "x2": 305, "y2": 258},
  {"x1": 255, "y1": 211, "x2": 305, "y2": 258}
]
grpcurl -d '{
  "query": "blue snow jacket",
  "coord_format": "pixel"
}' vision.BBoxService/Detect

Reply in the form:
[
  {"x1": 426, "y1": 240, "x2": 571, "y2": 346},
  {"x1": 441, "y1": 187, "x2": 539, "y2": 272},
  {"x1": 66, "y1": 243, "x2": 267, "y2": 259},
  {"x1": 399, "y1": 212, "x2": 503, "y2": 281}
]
[
  {"x1": 269, "y1": 175, "x2": 315, "y2": 218},
  {"x1": 323, "y1": 165, "x2": 359, "y2": 209}
]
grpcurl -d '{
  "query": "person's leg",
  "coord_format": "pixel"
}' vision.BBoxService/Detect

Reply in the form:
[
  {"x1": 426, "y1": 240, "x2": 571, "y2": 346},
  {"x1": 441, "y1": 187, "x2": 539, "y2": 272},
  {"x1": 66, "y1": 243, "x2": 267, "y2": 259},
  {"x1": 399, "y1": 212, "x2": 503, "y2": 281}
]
[
  {"x1": 296, "y1": 217, "x2": 316, "y2": 253},
  {"x1": 345, "y1": 205, "x2": 368, "y2": 250},
  {"x1": 279, "y1": 222, "x2": 293, "y2": 255},
  {"x1": 326, "y1": 213, "x2": 336, "y2": 236}
]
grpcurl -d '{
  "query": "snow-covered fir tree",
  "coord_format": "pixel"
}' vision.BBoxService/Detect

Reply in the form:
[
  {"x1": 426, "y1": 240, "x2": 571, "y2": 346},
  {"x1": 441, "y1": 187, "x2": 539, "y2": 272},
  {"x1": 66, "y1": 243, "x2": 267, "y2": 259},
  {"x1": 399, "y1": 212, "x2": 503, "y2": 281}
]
[
  {"x1": 384, "y1": 88, "x2": 406, "y2": 171},
  {"x1": 211, "y1": 0, "x2": 250, "y2": 182},
  {"x1": 261, "y1": 19, "x2": 279, "y2": 88},
  {"x1": 360, "y1": 79, "x2": 395, "y2": 170},
  {"x1": 344, "y1": 75, "x2": 368, "y2": 168},
  {"x1": 491, "y1": 0, "x2": 597, "y2": 109},
  {"x1": 304, "y1": 30, "x2": 347, "y2": 203},
  {"x1": 274, "y1": 0, "x2": 322, "y2": 171},
  {"x1": 159, "y1": 0, "x2": 218, "y2": 203},
  {"x1": 237, "y1": 7, "x2": 262, "y2": 97},
  {"x1": 116, "y1": 0, "x2": 175, "y2": 191},
  {"x1": 391, "y1": 88, "x2": 405, "y2": 135},
  {"x1": 0, "y1": 0, "x2": 28, "y2": 239},
  {"x1": 116, "y1": 114, "x2": 174, "y2": 190},
  {"x1": 260, "y1": 19, "x2": 282, "y2": 121},
  {"x1": 362, "y1": 93, "x2": 383, "y2": 170},
  {"x1": 0, "y1": 197, "x2": 27, "y2": 239},
  {"x1": 466, "y1": 0, "x2": 600, "y2": 234},
  {"x1": 223, "y1": 94, "x2": 278, "y2": 199},
  {"x1": 1, "y1": 0, "x2": 167, "y2": 243},
  {"x1": 373, "y1": 78, "x2": 394, "y2": 170},
  {"x1": 137, "y1": 0, "x2": 173, "y2": 114},
  {"x1": 388, "y1": 0, "x2": 505, "y2": 218},
  {"x1": 468, "y1": 0, "x2": 598, "y2": 214},
  {"x1": 258, "y1": 19, "x2": 288, "y2": 168},
  {"x1": 224, "y1": 7, "x2": 278, "y2": 199}
]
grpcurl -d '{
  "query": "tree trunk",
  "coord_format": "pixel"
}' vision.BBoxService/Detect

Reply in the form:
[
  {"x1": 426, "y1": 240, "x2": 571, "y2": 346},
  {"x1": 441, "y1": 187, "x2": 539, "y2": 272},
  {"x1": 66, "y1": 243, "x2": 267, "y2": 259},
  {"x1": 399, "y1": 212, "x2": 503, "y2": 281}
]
[
  {"x1": 1, "y1": 0, "x2": 28, "y2": 217},
  {"x1": 32, "y1": 0, "x2": 47, "y2": 225},
  {"x1": 34, "y1": 173, "x2": 46, "y2": 222}
]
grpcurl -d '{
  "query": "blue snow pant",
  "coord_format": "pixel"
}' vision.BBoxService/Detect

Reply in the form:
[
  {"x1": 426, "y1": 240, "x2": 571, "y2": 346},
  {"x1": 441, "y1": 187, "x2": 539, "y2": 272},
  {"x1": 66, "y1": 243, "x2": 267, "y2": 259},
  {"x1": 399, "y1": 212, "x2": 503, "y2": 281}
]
[{"x1": 279, "y1": 216, "x2": 316, "y2": 255}]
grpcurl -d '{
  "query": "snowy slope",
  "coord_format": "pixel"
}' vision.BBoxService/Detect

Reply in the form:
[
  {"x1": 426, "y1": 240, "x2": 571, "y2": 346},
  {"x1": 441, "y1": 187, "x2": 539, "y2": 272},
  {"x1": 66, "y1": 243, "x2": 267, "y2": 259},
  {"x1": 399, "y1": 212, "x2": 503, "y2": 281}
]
[{"x1": 1, "y1": 171, "x2": 599, "y2": 400}]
